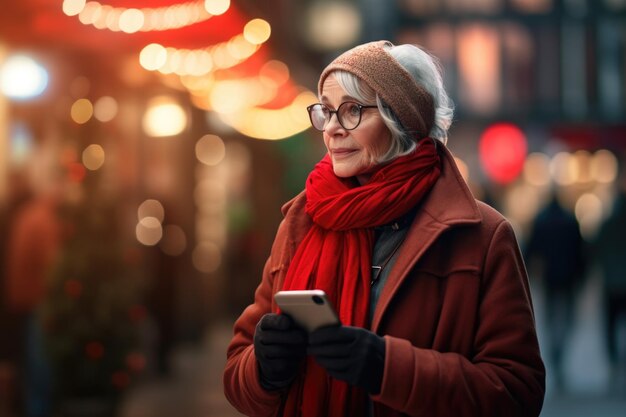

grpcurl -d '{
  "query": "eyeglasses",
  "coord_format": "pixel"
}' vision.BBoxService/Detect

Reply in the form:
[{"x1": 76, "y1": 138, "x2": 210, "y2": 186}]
[{"x1": 306, "y1": 102, "x2": 378, "y2": 131}]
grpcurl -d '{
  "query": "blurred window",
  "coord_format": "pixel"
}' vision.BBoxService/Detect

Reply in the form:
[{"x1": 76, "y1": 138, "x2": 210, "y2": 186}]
[
  {"x1": 604, "y1": 0, "x2": 626, "y2": 10},
  {"x1": 395, "y1": 0, "x2": 625, "y2": 122},
  {"x1": 457, "y1": 24, "x2": 500, "y2": 115},
  {"x1": 502, "y1": 22, "x2": 534, "y2": 112}
]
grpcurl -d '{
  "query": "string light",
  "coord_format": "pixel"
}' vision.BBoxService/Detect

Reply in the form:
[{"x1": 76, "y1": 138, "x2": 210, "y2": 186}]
[
  {"x1": 62, "y1": 0, "x2": 86, "y2": 17},
  {"x1": 139, "y1": 27, "x2": 265, "y2": 76},
  {"x1": 205, "y1": 0, "x2": 230, "y2": 15},
  {"x1": 217, "y1": 90, "x2": 317, "y2": 140},
  {"x1": 64, "y1": 0, "x2": 228, "y2": 33},
  {"x1": 243, "y1": 19, "x2": 271, "y2": 44},
  {"x1": 62, "y1": 2, "x2": 310, "y2": 141}
]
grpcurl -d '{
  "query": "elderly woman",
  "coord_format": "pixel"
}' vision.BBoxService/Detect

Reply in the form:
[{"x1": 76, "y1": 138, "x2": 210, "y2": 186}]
[{"x1": 223, "y1": 41, "x2": 545, "y2": 417}]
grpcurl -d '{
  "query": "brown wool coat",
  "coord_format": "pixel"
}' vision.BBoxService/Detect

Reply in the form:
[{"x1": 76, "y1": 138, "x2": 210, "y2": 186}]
[{"x1": 223, "y1": 145, "x2": 546, "y2": 417}]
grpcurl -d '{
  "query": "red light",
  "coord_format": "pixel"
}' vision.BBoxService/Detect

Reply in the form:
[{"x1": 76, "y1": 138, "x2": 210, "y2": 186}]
[
  {"x1": 67, "y1": 162, "x2": 86, "y2": 183},
  {"x1": 64, "y1": 279, "x2": 83, "y2": 299},
  {"x1": 479, "y1": 123, "x2": 527, "y2": 184},
  {"x1": 85, "y1": 341, "x2": 105, "y2": 360},
  {"x1": 111, "y1": 371, "x2": 131, "y2": 389}
]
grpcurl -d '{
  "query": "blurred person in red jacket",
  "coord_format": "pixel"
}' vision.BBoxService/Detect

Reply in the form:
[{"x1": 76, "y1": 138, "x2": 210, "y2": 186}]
[
  {"x1": 223, "y1": 40, "x2": 545, "y2": 417},
  {"x1": 0, "y1": 169, "x2": 34, "y2": 416},
  {"x1": 4, "y1": 162, "x2": 64, "y2": 417}
]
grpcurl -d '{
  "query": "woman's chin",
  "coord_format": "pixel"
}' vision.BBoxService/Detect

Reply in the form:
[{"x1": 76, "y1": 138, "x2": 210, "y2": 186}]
[{"x1": 332, "y1": 164, "x2": 358, "y2": 179}]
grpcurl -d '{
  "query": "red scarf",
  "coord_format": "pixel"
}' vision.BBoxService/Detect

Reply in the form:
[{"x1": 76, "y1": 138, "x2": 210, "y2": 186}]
[{"x1": 280, "y1": 139, "x2": 441, "y2": 417}]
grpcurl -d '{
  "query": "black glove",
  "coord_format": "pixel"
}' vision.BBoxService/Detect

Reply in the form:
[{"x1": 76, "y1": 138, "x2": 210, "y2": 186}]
[
  {"x1": 253, "y1": 313, "x2": 307, "y2": 390},
  {"x1": 307, "y1": 325, "x2": 385, "y2": 394}
]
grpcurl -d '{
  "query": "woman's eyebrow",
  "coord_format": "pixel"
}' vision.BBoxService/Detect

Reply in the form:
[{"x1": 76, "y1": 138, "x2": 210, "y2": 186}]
[{"x1": 320, "y1": 94, "x2": 356, "y2": 103}]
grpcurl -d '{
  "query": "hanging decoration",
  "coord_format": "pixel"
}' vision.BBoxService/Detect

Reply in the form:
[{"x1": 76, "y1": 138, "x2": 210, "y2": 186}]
[
  {"x1": 63, "y1": 0, "x2": 230, "y2": 33},
  {"x1": 58, "y1": 0, "x2": 314, "y2": 140}
]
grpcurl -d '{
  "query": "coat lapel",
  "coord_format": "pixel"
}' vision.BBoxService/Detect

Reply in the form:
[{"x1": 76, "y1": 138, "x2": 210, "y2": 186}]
[{"x1": 372, "y1": 145, "x2": 482, "y2": 332}]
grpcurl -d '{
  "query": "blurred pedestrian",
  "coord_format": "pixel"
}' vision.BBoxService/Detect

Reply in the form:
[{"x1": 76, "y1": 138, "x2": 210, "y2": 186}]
[
  {"x1": 524, "y1": 191, "x2": 586, "y2": 392},
  {"x1": 0, "y1": 170, "x2": 33, "y2": 417},
  {"x1": 224, "y1": 40, "x2": 545, "y2": 417},
  {"x1": 3, "y1": 166, "x2": 64, "y2": 417},
  {"x1": 595, "y1": 159, "x2": 626, "y2": 393}
]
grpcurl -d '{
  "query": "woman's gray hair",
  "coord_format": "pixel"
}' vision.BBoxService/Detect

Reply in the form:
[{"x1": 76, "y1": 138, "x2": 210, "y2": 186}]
[{"x1": 331, "y1": 44, "x2": 454, "y2": 164}]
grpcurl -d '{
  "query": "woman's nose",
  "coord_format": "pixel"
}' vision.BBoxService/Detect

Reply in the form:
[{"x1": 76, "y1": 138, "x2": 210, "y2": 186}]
[{"x1": 324, "y1": 112, "x2": 345, "y2": 134}]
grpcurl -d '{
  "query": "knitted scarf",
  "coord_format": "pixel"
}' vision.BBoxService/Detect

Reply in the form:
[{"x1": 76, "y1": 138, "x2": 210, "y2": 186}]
[{"x1": 280, "y1": 138, "x2": 441, "y2": 416}]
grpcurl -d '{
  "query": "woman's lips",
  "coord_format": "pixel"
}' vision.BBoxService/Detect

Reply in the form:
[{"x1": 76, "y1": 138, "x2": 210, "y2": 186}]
[{"x1": 331, "y1": 148, "x2": 357, "y2": 158}]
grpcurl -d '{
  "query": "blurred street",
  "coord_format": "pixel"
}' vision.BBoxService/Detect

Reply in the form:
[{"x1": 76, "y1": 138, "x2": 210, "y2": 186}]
[
  {"x1": 118, "y1": 272, "x2": 626, "y2": 417},
  {"x1": 119, "y1": 319, "x2": 244, "y2": 417}
]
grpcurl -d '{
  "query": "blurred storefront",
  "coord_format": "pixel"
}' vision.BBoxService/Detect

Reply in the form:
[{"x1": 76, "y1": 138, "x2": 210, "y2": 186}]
[{"x1": 0, "y1": 1, "x2": 325, "y2": 413}]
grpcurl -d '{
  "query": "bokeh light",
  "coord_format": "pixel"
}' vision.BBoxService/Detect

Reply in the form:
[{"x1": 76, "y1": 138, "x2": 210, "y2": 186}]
[
  {"x1": 71, "y1": 98, "x2": 94, "y2": 124},
  {"x1": 575, "y1": 192, "x2": 604, "y2": 239},
  {"x1": 137, "y1": 199, "x2": 165, "y2": 223},
  {"x1": 139, "y1": 44, "x2": 168, "y2": 71},
  {"x1": 82, "y1": 144, "x2": 105, "y2": 171},
  {"x1": 62, "y1": 0, "x2": 86, "y2": 16},
  {"x1": 217, "y1": 90, "x2": 317, "y2": 140},
  {"x1": 243, "y1": 19, "x2": 271, "y2": 44},
  {"x1": 196, "y1": 134, "x2": 226, "y2": 166},
  {"x1": 126, "y1": 352, "x2": 147, "y2": 373},
  {"x1": 205, "y1": 0, "x2": 230, "y2": 15},
  {"x1": 67, "y1": 162, "x2": 87, "y2": 183},
  {"x1": 259, "y1": 60, "x2": 290, "y2": 88},
  {"x1": 0, "y1": 55, "x2": 49, "y2": 100},
  {"x1": 75, "y1": 0, "x2": 213, "y2": 32},
  {"x1": 136, "y1": 216, "x2": 163, "y2": 246},
  {"x1": 591, "y1": 149, "x2": 618, "y2": 183},
  {"x1": 94, "y1": 96, "x2": 118, "y2": 122},
  {"x1": 85, "y1": 341, "x2": 105, "y2": 360},
  {"x1": 142, "y1": 96, "x2": 187, "y2": 137},
  {"x1": 573, "y1": 150, "x2": 593, "y2": 184},
  {"x1": 306, "y1": 1, "x2": 361, "y2": 51},
  {"x1": 550, "y1": 151, "x2": 577, "y2": 186},
  {"x1": 478, "y1": 123, "x2": 528, "y2": 184},
  {"x1": 523, "y1": 152, "x2": 551, "y2": 187},
  {"x1": 505, "y1": 183, "x2": 542, "y2": 224},
  {"x1": 119, "y1": 8, "x2": 144, "y2": 33},
  {"x1": 111, "y1": 371, "x2": 131, "y2": 389}
]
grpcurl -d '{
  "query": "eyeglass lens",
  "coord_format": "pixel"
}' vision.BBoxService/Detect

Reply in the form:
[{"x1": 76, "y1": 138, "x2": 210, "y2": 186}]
[{"x1": 308, "y1": 102, "x2": 365, "y2": 131}]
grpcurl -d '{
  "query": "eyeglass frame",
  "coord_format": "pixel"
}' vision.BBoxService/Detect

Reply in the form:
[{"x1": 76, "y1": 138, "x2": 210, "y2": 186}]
[{"x1": 306, "y1": 101, "x2": 379, "y2": 131}]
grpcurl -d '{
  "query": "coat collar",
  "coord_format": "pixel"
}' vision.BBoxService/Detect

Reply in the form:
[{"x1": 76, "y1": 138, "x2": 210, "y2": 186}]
[{"x1": 371, "y1": 144, "x2": 482, "y2": 331}]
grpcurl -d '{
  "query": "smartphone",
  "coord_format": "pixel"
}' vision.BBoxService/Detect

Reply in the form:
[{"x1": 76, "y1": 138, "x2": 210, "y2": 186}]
[{"x1": 274, "y1": 290, "x2": 341, "y2": 332}]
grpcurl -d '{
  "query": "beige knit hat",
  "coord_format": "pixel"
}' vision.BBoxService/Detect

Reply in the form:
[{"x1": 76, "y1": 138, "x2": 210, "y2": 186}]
[{"x1": 318, "y1": 40, "x2": 435, "y2": 139}]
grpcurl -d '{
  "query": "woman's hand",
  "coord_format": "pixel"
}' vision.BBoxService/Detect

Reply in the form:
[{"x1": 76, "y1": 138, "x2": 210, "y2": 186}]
[
  {"x1": 253, "y1": 313, "x2": 307, "y2": 390},
  {"x1": 308, "y1": 325, "x2": 386, "y2": 394}
]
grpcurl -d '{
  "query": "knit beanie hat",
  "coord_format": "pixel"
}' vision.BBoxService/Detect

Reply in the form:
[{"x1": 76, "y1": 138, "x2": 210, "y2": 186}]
[{"x1": 318, "y1": 40, "x2": 435, "y2": 139}]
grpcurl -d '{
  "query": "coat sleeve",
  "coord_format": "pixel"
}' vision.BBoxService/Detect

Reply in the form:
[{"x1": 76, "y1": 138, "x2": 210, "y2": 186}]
[{"x1": 371, "y1": 220, "x2": 545, "y2": 417}]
